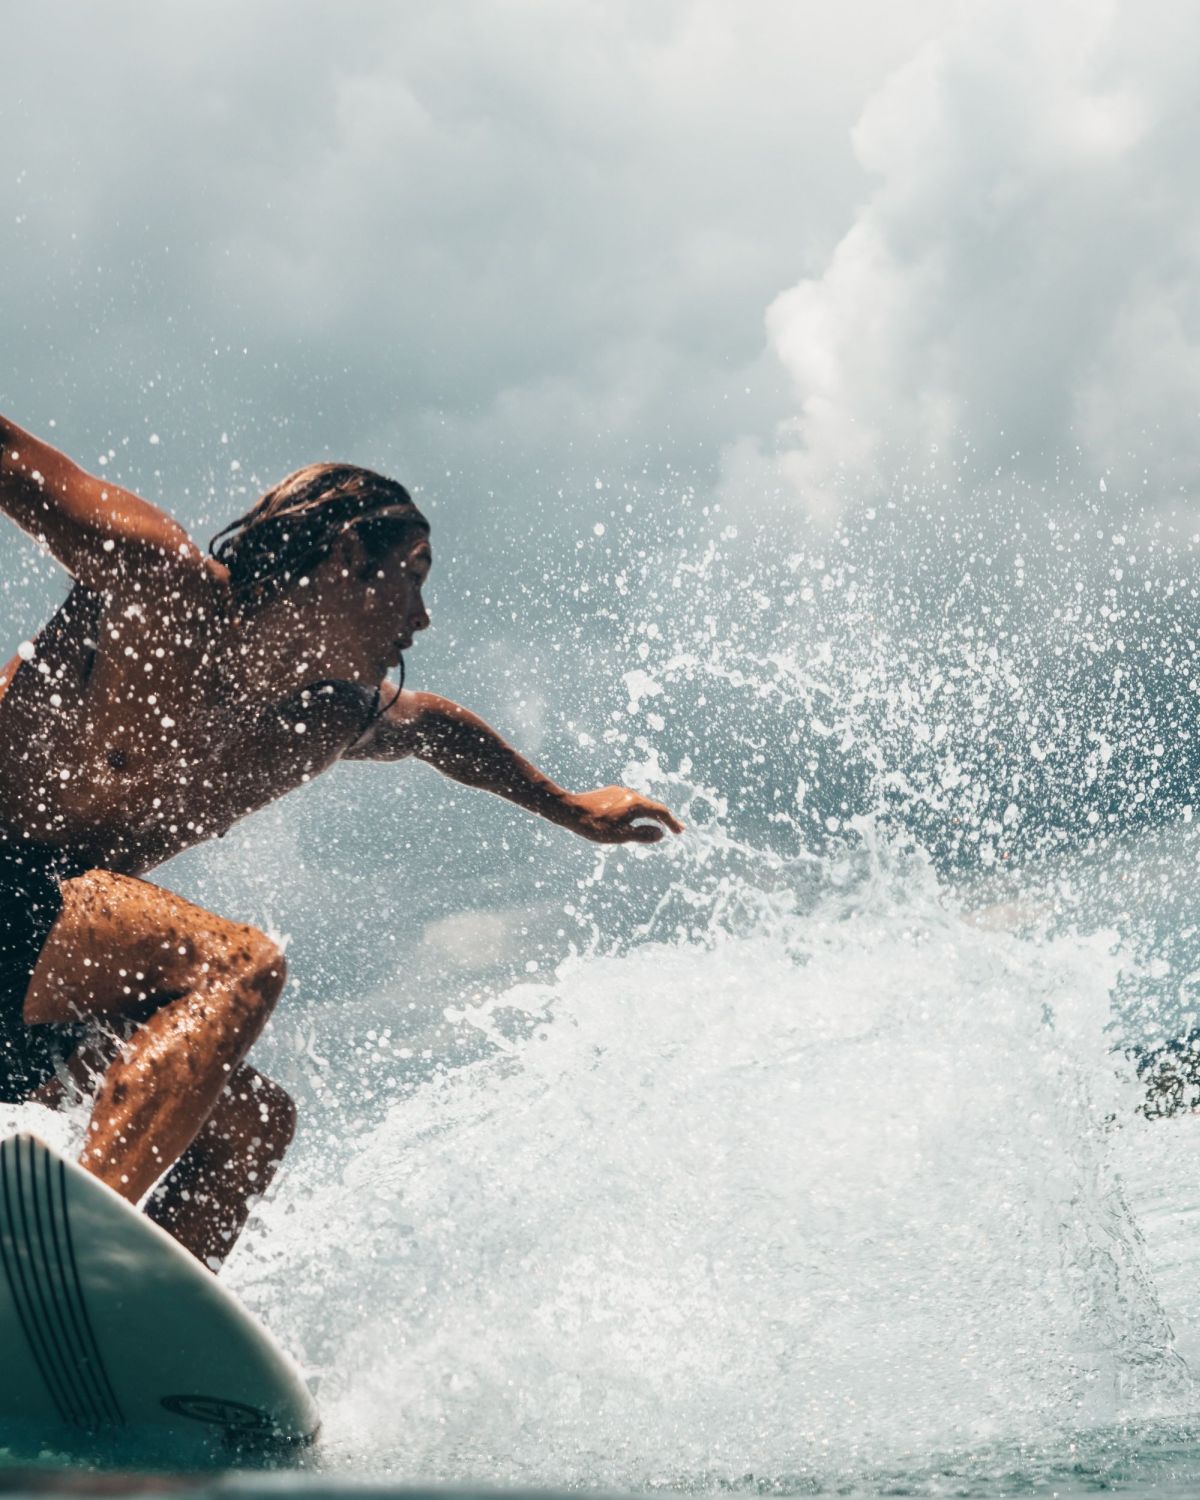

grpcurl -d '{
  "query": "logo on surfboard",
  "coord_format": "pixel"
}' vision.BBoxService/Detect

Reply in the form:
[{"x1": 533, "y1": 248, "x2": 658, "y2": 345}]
[{"x1": 160, "y1": 1393, "x2": 275, "y2": 1431}]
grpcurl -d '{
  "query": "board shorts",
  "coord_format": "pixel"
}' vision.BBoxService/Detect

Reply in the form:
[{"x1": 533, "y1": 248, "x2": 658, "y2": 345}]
[{"x1": 0, "y1": 837, "x2": 75, "y2": 1103}]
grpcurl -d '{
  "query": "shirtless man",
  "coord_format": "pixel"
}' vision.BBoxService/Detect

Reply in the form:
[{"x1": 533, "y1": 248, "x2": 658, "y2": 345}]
[{"x1": 0, "y1": 413, "x2": 682, "y2": 1269}]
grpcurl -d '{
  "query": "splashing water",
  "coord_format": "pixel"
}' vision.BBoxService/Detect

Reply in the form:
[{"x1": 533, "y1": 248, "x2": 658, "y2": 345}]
[{"x1": 217, "y1": 811, "x2": 1191, "y2": 1490}]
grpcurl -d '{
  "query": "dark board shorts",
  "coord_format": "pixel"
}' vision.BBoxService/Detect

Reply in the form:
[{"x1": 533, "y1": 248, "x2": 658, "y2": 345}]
[{"x1": 0, "y1": 845, "x2": 68, "y2": 1103}]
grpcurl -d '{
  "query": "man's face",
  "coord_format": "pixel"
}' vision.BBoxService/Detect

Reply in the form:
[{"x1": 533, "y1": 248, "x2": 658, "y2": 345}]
[
  {"x1": 370, "y1": 533, "x2": 432, "y2": 666},
  {"x1": 310, "y1": 528, "x2": 432, "y2": 680}
]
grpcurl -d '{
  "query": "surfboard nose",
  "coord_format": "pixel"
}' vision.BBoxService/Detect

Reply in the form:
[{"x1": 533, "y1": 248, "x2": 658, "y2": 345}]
[{"x1": 0, "y1": 1131, "x2": 318, "y2": 1462}]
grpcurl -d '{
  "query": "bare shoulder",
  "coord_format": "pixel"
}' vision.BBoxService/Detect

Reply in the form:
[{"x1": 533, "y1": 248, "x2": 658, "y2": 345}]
[
  {"x1": 100, "y1": 544, "x2": 229, "y2": 630},
  {"x1": 194, "y1": 554, "x2": 232, "y2": 613}
]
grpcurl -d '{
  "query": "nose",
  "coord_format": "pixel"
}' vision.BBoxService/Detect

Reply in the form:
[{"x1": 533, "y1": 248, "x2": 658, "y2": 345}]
[{"x1": 410, "y1": 602, "x2": 430, "y2": 632}]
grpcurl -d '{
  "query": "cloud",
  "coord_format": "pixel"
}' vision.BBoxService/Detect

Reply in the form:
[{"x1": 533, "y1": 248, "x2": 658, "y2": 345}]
[
  {"x1": 756, "y1": 0, "x2": 1200, "y2": 521},
  {"x1": 1, "y1": 0, "x2": 953, "y2": 544}
]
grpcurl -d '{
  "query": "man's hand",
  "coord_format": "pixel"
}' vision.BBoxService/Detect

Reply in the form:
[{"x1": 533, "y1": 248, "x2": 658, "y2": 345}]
[{"x1": 564, "y1": 786, "x2": 685, "y2": 844}]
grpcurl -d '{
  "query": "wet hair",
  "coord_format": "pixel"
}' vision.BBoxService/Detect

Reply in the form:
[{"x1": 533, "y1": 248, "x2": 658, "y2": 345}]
[{"x1": 209, "y1": 462, "x2": 429, "y2": 610}]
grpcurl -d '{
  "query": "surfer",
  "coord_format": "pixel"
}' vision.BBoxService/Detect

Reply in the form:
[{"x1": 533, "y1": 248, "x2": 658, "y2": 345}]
[{"x1": 0, "y1": 414, "x2": 683, "y2": 1268}]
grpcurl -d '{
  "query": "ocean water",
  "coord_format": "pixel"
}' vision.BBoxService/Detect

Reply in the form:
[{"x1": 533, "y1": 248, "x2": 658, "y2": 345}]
[{"x1": 7, "y1": 501, "x2": 1200, "y2": 1495}]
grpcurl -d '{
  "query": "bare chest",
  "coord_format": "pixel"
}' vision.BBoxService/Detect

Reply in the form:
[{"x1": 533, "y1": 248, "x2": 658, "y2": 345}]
[{"x1": 0, "y1": 588, "x2": 373, "y2": 870}]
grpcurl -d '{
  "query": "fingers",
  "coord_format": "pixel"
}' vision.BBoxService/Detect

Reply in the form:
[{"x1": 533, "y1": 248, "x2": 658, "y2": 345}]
[
  {"x1": 650, "y1": 802, "x2": 685, "y2": 835},
  {"x1": 625, "y1": 801, "x2": 684, "y2": 835},
  {"x1": 626, "y1": 822, "x2": 665, "y2": 844},
  {"x1": 593, "y1": 819, "x2": 670, "y2": 846}
]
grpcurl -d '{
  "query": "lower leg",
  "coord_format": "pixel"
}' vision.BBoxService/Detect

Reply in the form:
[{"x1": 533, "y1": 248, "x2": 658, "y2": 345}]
[{"x1": 145, "y1": 1066, "x2": 296, "y2": 1267}]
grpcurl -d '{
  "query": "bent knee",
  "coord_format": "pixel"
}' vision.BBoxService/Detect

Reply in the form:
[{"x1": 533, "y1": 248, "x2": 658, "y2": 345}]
[{"x1": 58, "y1": 867, "x2": 129, "y2": 911}]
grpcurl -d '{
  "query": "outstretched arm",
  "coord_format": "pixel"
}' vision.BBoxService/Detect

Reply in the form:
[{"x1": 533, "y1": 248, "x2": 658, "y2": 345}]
[
  {"x1": 0, "y1": 413, "x2": 200, "y2": 588},
  {"x1": 346, "y1": 690, "x2": 684, "y2": 844}
]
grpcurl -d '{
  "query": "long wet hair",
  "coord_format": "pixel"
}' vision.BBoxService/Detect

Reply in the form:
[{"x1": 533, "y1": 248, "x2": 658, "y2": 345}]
[{"x1": 210, "y1": 463, "x2": 429, "y2": 611}]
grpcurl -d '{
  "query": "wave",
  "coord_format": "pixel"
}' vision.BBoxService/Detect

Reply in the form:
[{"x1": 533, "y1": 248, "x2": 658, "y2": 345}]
[{"x1": 223, "y1": 813, "x2": 1198, "y2": 1489}]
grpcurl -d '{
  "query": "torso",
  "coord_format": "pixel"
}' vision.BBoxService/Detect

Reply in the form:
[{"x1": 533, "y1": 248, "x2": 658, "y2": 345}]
[{"x1": 0, "y1": 563, "x2": 377, "y2": 879}]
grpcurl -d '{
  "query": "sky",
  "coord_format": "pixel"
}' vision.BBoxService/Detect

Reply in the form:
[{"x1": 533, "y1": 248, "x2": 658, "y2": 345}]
[
  {"x1": 5, "y1": 0, "x2": 1200, "y2": 1031},
  {"x1": 2, "y1": 0, "x2": 955, "y2": 542},
  {"x1": 5, "y1": 0, "x2": 1199, "y2": 545},
  {"x1": 759, "y1": 0, "x2": 1200, "y2": 523}
]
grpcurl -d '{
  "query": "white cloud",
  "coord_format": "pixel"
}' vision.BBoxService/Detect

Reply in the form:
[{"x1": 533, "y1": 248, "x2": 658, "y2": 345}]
[
  {"x1": 1, "y1": 0, "x2": 954, "y2": 534},
  {"x1": 756, "y1": 0, "x2": 1200, "y2": 521}
]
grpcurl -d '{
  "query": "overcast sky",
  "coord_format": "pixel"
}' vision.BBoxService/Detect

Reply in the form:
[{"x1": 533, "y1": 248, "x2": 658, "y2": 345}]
[
  {"x1": 7, "y1": 0, "x2": 1200, "y2": 555},
  {"x1": 2, "y1": 0, "x2": 957, "y2": 539},
  {"x1": 7, "y1": 0, "x2": 1199, "y2": 544}
]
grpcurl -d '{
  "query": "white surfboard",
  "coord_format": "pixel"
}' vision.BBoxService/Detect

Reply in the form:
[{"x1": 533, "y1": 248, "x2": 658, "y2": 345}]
[{"x1": 0, "y1": 1132, "x2": 319, "y2": 1462}]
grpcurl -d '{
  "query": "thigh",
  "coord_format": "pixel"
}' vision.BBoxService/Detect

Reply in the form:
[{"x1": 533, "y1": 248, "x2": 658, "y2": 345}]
[{"x1": 23, "y1": 868, "x2": 274, "y2": 1027}]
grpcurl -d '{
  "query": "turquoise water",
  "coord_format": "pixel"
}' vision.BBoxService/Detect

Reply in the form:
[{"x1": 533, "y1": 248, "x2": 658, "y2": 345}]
[{"x1": 8, "y1": 510, "x2": 1200, "y2": 1495}]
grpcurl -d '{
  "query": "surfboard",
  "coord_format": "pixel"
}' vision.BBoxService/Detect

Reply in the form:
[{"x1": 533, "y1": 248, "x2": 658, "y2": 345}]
[{"x1": 0, "y1": 1132, "x2": 319, "y2": 1462}]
